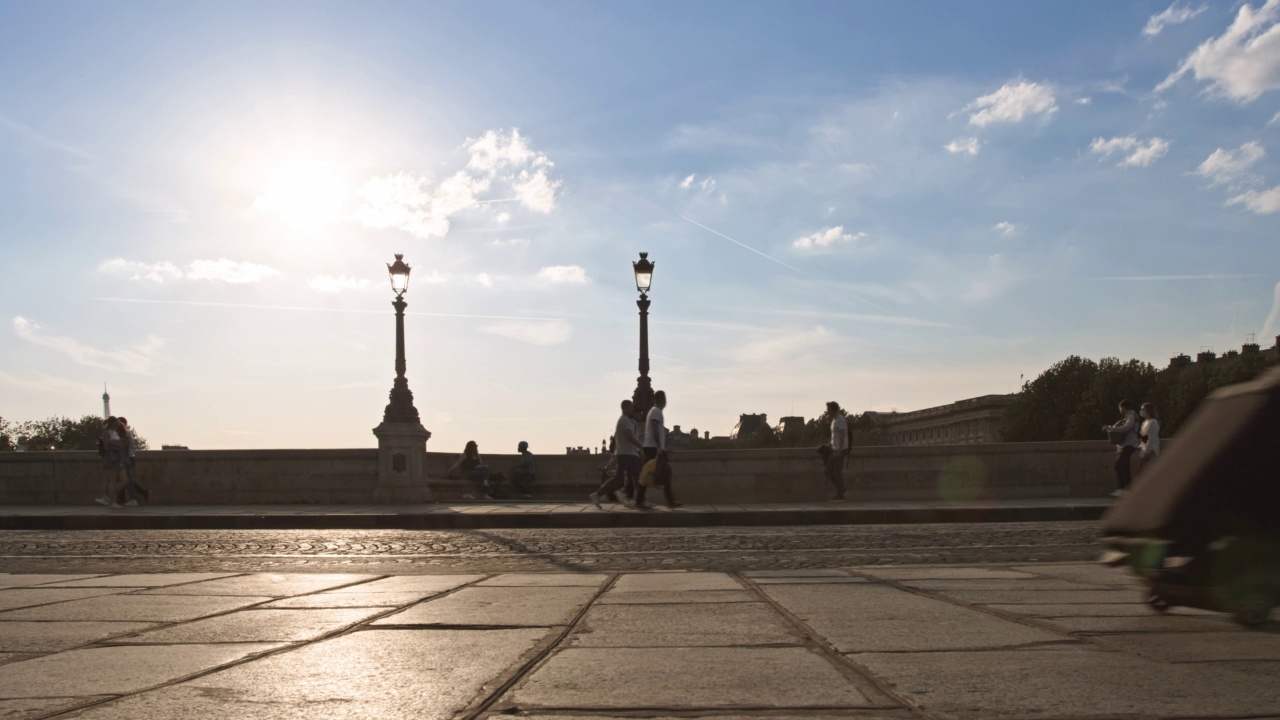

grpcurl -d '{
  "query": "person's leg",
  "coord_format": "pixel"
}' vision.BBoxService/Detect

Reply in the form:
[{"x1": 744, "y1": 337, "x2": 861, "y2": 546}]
[
  {"x1": 826, "y1": 455, "x2": 846, "y2": 499},
  {"x1": 1115, "y1": 447, "x2": 1135, "y2": 491},
  {"x1": 662, "y1": 458, "x2": 678, "y2": 507},
  {"x1": 125, "y1": 459, "x2": 139, "y2": 502},
  {"x1": 107, "y1": 466, "x2": 129, "y2": 507}
]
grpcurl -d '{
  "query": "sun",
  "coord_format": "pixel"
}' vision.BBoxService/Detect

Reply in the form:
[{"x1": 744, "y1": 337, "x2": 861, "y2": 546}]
[{"x1": 252, "y1": 156, "x2": 347, "y2": 230}]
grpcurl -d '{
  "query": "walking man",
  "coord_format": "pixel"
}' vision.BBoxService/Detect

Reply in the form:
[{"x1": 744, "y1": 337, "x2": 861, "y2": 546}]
[
  {"x1": 637, "y1": 390, "x2": 680, "y2": 508},
  {"x1": 1103, "y1": 400, "x2": 1141, "y2": 498},
  {"x1": 95, "y1": 417, "x2": 130, "y2": 509},
  {"x1": 590, "y1": 399, "x2": 646, "y2": 509},
  {"x1": 827, "y1": 401, "x2": 849, "y2": 501}
]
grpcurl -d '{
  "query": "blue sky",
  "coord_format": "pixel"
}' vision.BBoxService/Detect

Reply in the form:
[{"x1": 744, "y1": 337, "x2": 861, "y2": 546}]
[{"x1": 3, "y1": 1, "x2": 1280, "y2": 452}]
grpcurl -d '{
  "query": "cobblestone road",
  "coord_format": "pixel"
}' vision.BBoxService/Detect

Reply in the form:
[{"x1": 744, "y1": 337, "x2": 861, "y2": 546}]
[{"x1": 0, "y1": 521, "x2": 1100, "y2": 573}]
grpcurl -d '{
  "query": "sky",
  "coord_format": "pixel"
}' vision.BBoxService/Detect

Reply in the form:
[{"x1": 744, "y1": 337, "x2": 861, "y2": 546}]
[{"x1": 3, "y1": 1, "x2": 1280, "y2": 453}]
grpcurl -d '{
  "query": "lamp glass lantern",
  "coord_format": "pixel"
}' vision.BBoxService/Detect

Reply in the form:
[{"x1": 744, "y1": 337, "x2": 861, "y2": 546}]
[
  {"x1": 632, "y1": 252, "x2": 654, "y2": 293},
  {"x1": 388, "y1": 254, "x2": 411, "y2": 296}
]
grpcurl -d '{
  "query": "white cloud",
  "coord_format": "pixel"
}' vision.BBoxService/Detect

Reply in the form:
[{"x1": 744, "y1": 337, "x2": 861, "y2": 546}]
[
  {"x1": 309, "y1": 275, "x2": 373, "y2": 293},
  {"x1": 1262, "y1": 280, "x2": 1280, "y2": 337},
  {"x1": 1088, "y1": 136, "x2": 1170, "y2": 167},
  {"x1": 963, "y1": 254, "x2": 1015, "y2": 301},
  {"x1": 98, "y1": 258, "x2": 182, "y2": 283},
  {"x1": 1196, "y1": 141, "x2": 1266, "y2": 185},
  {"x1": 495, "y1": 212, "x2": 511, "y2": 225},
  {"x1": 944, "y1": 137, "x2": 981, "y2": 155},
  {"x1": 1227, "y1": 184, "x2": 1280, "y2": 213},
  {"x1": 185, "y1": 259, "x2": 281, "y2": 284},
  {"x1": 489, "y1": 237, "x2": 529, "y2": 248},
  {"x1": 513, "y1": 167, "x2": 561, "y2": 213},
  {"x1": 1075, "y1": 97, "x2": 1093, "y2": 105},
  {"x1": 792, "y1": 225, "x2": 867, "y2": 250},
  {"x1": 99, "y1": 258, "x2": 279, "y2": 284},
  {"x1": 1144, "y1": 3, "x2": 1208, "y2": 36},
  {"x1": 480, "y1": 319, "x2": 573, "y2": 346},
  {"x1": 1157, "y1": 0, "x2": 1280, "y2": 102},
  {"x1": 422, "y1": 270, "x2": 451, "y2": 284},
  {"x1": 992, "y1": 221, "x2": 1017, "y2": 236},
  {"x1": 466, "y1": 128, "x2": 548, "y2": 173},
  {"x1": 679, "y1": 174, "x2": 696, "y2": 189},
  {"x1": 735, "y1": 325, "x2": 835, "y2": 365},
  {"x1": 963, "y1": 80, "x2": 1058, "y2": 126},
  {"x1": 475, "y1": 273, "x2": 493, "y2": 288},
  {"x1": 12, "y1": 316, "x2": 161, "y2": 374},
  {"x1": 353, "y1": 171, "x2": 489, "y2": 239},
  {"x1": 678, "y1": 173, "x2": 717, "y2": 192},
  {"x1": 536, "y1": 265, "x2": 589, "y2": 284},
  {"x1": 1270, "y1": 111, "x2": 1280, "y2": 125}
]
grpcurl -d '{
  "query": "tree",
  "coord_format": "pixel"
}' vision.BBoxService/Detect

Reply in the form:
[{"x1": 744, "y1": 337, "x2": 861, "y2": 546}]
[
  {"x1": 7, "y1": 415, "x2": 148, "y2": 451},
  {"x1": 1001, "y1": 356, "x2": 1098, "y2": 442},
  {"x1": 0, "y1": 417, "x2": 13, "y2": 452},
  {"x1": 1064, "y1": 358, "x2": 1158, "y2": 440}
]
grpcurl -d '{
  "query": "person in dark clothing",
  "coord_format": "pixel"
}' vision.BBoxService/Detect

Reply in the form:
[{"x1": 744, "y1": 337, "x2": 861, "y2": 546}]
[
  {"x1": 636, "y1": 390, "x2": 680, "y2": 508},
  {"x1": 447, "y1": 440, "x2": 494, "y2": 500},
  {"x1": 1103, "y1": 400, "x2": 1141, "y2": 498}
]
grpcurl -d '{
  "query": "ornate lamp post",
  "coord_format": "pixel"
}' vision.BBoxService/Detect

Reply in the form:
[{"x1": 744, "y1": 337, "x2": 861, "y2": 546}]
[
  {"x1": 631, "y1": 252, "x2": 655, "y2": 416},
  {"x1": 372, "y1": 253, "x2": 432, "y2": 502}
]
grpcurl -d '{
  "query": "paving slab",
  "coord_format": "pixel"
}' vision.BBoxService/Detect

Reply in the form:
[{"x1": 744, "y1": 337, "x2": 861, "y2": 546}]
[
  {"x1": 762, "y1": 583, "x2": 1064, "y2": 652},
  {"x1": 0, "y1": 589, "x2": 130, "y2": 612},
  {"x1": 929, "y1": 589, "x2": 1142, "y2": 605},
  {"x1": 897, "y1": 578, "x2": 1103, "y2": 592},
  {"x1": 1011, "y1": 563, "x2": 1141, "y2": 586},
  {"x1": 852, "y1": 646, "x2": 1280, "y2": 718},
  {"x1": 59, "y1": 629, "x2": 546, "y2": 720},
  {"x1": 0, "y1": 621, "x2": 157, "y2": 653},
  {"x1": 0, "y1": 594, "x2": 272, "y2": 622},
  {"x1": 508, "y1": 646, "x2": 877, "y2": 709},
  {"x1": 751, "y1": 576, "x2": 868, "y2": 584},
  {"x1": 476, "y1": 573, "x2": 608, "y2": 587},
  {"x1": 569, "y1": 602, "x2": 802, "y2": 647},
  {"x1": 854, "y1": 567, "x2": 1036, "y2": 581},
  {"x1": 595, "y1": 590, "x2": 757, "y2": 604},
  {"x1": 0, "y1": 643, "x2": 280, "y2": 697},
  {"x1": 742, "y1": 570, "x2": 854, "y2": 578},
  {"x1": 610, "y1": 573, "x2": 741, "y2": 592},
  {"x1": 373, "y1": 585, "x2": 598, "y2": 627},
  {"x1": 0, "y1": 575, "x2": 105, "y2": 589},
  {"x1": 39, "y1": 573, "x2": 238, "y2": 588},
  {"x1": 137, "y1": 573, "x2": 375, "y2": 596},
  {"x1": 1091, "y1": 631, "x2": 1280, "y2": 662},
  {"x1": 1040, "y1": 614, "x2": 1245, "y2": 634},
  {"x1": 112, "y1": 608, "x2": 384, "y2": 644},
  {"x1": 0, "y1": 696, "x2": 111, "y2": 719},
  {"x1": 984, "y1": 602, "x2": 1217, "y2": 618},
  {"x1": 261, "y1": 591, "x2": 438, "y2": 609},
  {"x1": 330, "y1": 575, "x2": 483, "y2": 593}
]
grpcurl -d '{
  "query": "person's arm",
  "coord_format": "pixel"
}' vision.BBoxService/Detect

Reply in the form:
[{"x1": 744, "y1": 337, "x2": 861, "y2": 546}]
[
  {"x1": 649, "y1": 417, "x2": 664, "y2": 452},
  {"x1": 445, "y1": 453, "x2": 465, "y2": 477}
]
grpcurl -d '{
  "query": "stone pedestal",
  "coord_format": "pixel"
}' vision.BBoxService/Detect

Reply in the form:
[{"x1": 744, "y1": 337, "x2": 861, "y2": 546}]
[{"x1": 372, "y1": 421, "x2": 432, "y2": 503}]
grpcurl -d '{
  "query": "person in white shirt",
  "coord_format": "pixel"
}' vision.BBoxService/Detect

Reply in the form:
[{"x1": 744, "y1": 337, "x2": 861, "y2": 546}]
[
  {"x1": 827, "y1": 401, "x2": 849, "y2": 501},
  {"x1": 1136, "y1": 402, "x2": 1161, "y2": 476},
  {"x1": 637, "y1": 390, "x2": 680, "y2": 508},
  {"x1": 590, "y1": 399, "x2": 648, "y2": 510}
]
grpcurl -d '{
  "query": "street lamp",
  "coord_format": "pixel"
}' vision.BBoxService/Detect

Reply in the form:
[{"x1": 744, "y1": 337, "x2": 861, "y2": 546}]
[
  {"x1": 372, "y1": 253, "x2": 431, "y2": 503},
  {"x1": 631, "y1": 252, "x2": 655, "y2": 415},
  {"x1": 382, "y1": 254, "x2": 420, "y2": 424}
]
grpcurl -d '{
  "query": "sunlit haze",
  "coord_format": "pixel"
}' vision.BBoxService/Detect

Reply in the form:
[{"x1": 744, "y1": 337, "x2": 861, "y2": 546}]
[{"x1": 3, "y1": 1, "x2": 1279, "y2": 452}]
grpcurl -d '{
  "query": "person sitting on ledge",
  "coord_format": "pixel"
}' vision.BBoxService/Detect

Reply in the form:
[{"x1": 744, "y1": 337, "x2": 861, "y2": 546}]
[
  {"x1": 510, "y1": 440, "x2": 536, "y2": 498},
  {"x1": 446, "y1": 440, "x2": 495, "y2": 500}
]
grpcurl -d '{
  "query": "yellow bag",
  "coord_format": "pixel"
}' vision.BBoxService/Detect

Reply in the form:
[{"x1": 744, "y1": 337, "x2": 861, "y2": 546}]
[{"x1": 639, "y1": 458, "x2": 659, "y2": 487}]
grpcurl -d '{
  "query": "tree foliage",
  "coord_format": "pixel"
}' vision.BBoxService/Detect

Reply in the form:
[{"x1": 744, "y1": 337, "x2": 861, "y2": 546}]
[
  {"x1": 0, "y1": 415, "x2": 149, "y2": 452},
  {"x1": 1003, "y1": 352, "x2": 1277, "y2": 441}
]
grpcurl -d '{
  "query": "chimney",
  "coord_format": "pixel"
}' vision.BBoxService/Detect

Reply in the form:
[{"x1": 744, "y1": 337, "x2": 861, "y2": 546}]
[
  {"x1": 1196, "y1": 350, "x2": 1216, "y2": 364},
  {"x1": 1169, "y1": 354, "x2": 1192, "y2": 370},
  {"x1": 1243, "y1": 343, "x2": 1260, "y2": 354}
]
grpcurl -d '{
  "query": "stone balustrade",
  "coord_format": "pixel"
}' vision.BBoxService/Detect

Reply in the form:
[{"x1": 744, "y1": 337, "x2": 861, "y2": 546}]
[{"x1": 0, "y1": 441, "x2": 1132, "y2": 505}]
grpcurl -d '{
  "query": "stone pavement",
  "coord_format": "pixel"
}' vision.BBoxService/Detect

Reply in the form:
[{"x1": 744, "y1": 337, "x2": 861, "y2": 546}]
[
  {"x1": 0, "y1": 564, "x2": 1276, "y2": 719},
  {"x1": 0, "y1": 498, "x2": 1110, "y2": 530}
]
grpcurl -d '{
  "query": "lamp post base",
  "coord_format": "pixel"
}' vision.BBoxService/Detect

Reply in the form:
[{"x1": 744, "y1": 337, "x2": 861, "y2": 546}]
[{"x1": 372, "y1": 420, "x2": 432, "y2": 503}]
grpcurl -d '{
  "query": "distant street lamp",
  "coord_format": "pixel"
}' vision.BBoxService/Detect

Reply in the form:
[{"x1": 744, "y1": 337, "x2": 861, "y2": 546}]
[
  {"x1": 631, "y1": 252, "x2": 655, "y2": 415},
  {"x1": 382, "y1": 254, "x2": 420, "y2": 424},
  {"x1": 372, "y1": 253, "x2": 431, "y2": 503}
]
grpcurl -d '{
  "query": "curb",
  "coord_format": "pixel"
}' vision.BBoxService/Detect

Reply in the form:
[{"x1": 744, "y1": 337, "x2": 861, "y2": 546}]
[{"x1": 0, "y1": 504, "x2": 1108, "y2": 530}]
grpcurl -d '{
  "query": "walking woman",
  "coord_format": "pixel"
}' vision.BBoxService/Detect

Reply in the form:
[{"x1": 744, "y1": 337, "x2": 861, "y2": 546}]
[
  {"x1": 95, "y1": 417, "x2": 130, "y2": 508},
  {"x1": 447, "y1": 440, "x2": 493, "y2": 500},
  {"x1": 1136, "y1": 402, "x2": 1161, "y2": 478}
]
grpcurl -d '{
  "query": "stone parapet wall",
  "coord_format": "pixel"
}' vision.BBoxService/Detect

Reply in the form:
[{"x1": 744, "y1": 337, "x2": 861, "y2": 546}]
[{"x1": 0, "y1": 441, "x2": 1131, "y2": 505}]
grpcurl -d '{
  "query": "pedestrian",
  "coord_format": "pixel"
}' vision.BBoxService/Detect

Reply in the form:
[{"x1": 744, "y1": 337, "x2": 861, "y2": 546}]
[
  {"x1": 511, "y1": 441, "x2": 536, "y2": 498},
  {"x1": 826, "y1": 401, "x2": 849, "y2": 501},
  {"x1": 116, "y1": 417, "x2": 147, "y2": 506},
  {"x1": 1136, "y1": 402, "x2": 1161, "y2": 477},
  {"x1": 447, "y1": 440, "x2": 494, "y2": 500},
  {"x1": 1103, "y1": 400, "x2": 1141, "y2": 498},
  {"x1": 636, "y1": 390, "x2": 680, "y2": 508},
  {"x1": 95, "y1": 417, "x2": 129, "y2": 509},
  {"x1": 590, "y1": 399, "x2": 646, "y2": 509}
]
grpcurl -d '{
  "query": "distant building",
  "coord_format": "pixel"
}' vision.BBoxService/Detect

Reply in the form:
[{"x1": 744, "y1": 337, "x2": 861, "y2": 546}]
[
  {"x1": 1168, "y1": 336, "x2": 1279, "y2": 370},
  {"x1": 731, "y1": 413, "x2": 768, "y2": 439},
  {"x1": 776, "y1": 416, "x2": 805, "y2": 439},
  {"x1": 880, "y1": 395, "x2": 1016, "y2": 446},
  {"x1": 160, "y1": 445, "x2": 190, "y2": 451}
]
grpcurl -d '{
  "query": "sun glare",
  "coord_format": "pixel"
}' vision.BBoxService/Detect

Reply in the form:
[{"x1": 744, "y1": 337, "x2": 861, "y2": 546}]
[{"x1": 252, "y1": 157, "x2": 347, "y2": 230}]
